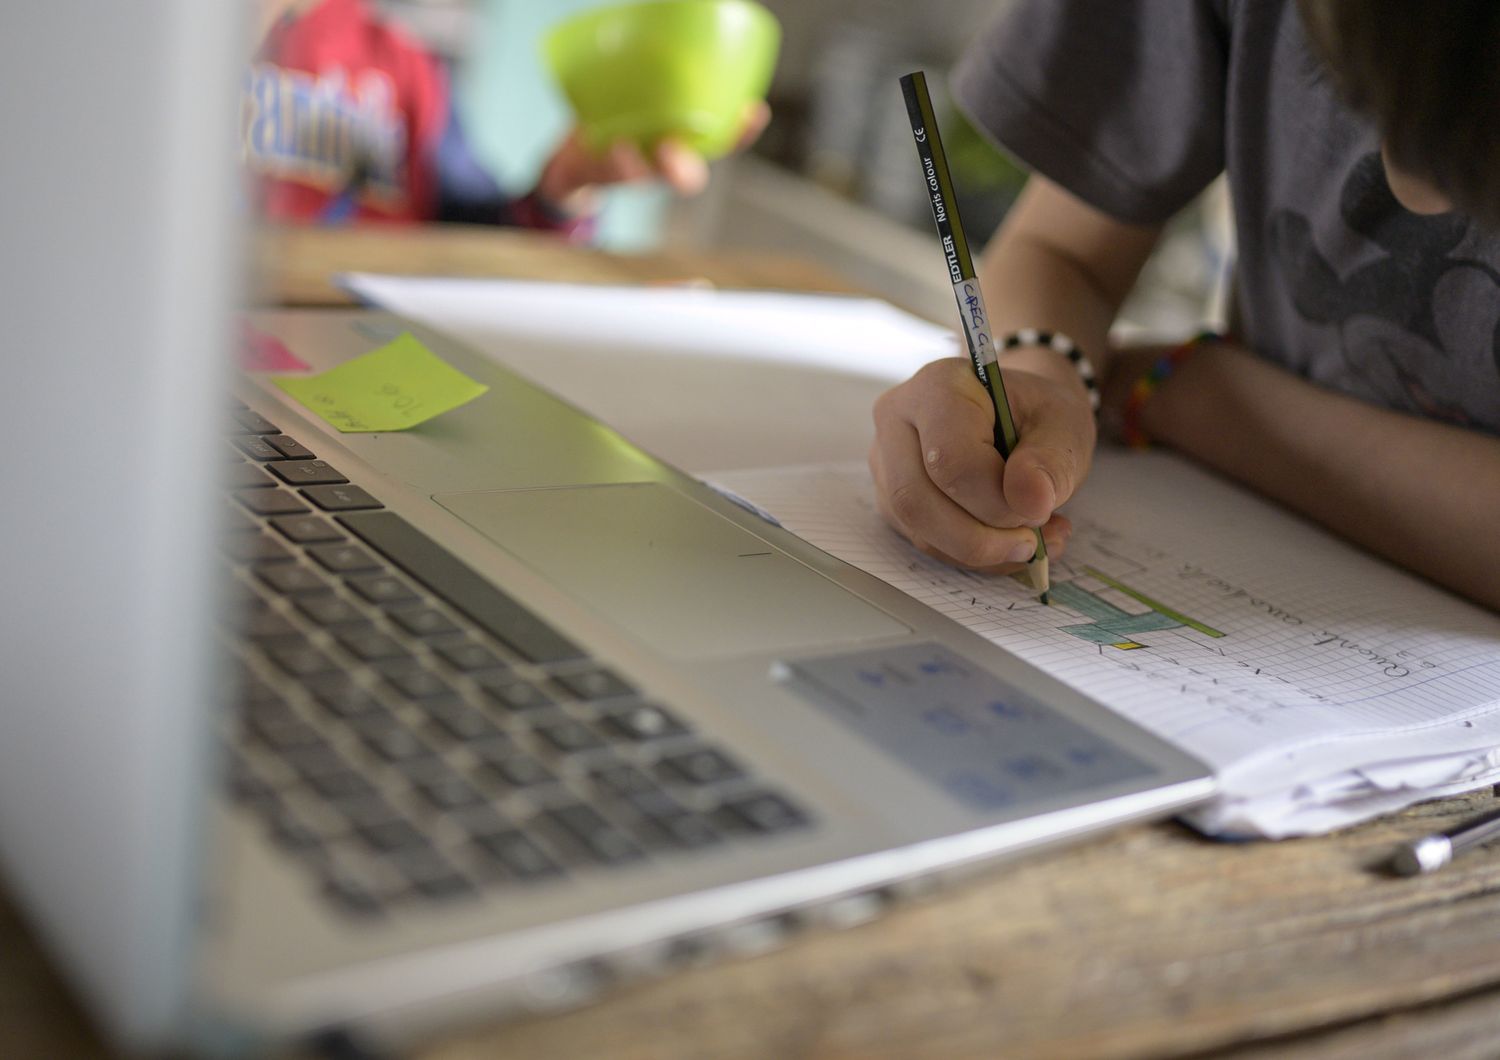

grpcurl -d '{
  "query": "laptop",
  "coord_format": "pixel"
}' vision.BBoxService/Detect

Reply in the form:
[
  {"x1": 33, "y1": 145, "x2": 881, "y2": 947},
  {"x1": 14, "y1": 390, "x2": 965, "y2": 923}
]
[{"x1": 0, "y1": 2, "x2": 1213, "y2": 1054}]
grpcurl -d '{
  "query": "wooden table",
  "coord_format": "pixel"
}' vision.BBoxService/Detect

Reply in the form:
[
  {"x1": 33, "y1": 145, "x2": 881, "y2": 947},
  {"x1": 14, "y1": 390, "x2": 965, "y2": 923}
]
[
  {"x1": 8, "y1": 226, "x2": 1500, "y2": 1060},
  {"x1": 253, "y1": 224, "x2": 862, "y2": 307}
]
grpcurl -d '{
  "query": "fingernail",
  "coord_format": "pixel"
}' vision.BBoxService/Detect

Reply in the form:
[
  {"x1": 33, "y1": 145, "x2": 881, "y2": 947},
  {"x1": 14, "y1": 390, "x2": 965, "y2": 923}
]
[
  {"x1": 925, "y1": 448, "x2": 941, "y2": 466},
  {"x1": 1005, "y1": 538, "x2": 1036, "y2": 563},
  {"x1": 1035, "y1": 465, "x2": 1059, "y2": 509}
]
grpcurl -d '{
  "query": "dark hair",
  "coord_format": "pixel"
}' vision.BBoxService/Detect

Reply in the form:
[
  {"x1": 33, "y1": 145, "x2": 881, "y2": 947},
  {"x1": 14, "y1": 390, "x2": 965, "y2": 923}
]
[{"x1": 1296, "y1": 0, "x2": 1500, "y2": 227}]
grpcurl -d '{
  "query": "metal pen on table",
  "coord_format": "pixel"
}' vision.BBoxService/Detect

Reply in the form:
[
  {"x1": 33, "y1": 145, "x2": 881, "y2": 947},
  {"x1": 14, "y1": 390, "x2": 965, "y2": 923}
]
[
  {"x1": 1389, "y1": 804, "x2": 1500, "y2": 876},
  {"x1": 898, "y1": 69, "x2": 1049, "y2": 601}
]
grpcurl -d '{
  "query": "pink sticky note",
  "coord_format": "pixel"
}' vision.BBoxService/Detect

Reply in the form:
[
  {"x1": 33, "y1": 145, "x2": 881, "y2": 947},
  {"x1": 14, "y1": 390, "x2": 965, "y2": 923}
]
[{"x1": 240, "y1": 322, "x2": 311, "y2": 373}]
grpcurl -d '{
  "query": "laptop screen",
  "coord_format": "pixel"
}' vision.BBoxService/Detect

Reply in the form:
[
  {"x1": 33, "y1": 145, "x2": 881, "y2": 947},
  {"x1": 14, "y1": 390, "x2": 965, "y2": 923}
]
[{"x1": 0, "y1": 1, "x2": 243, "y2": 1048}]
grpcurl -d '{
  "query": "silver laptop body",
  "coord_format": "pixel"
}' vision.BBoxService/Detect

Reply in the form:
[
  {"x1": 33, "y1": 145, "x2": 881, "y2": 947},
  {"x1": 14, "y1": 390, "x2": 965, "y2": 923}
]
[{"x1": 0, "y1": 3, "x2": 1213, "y2": 1054}]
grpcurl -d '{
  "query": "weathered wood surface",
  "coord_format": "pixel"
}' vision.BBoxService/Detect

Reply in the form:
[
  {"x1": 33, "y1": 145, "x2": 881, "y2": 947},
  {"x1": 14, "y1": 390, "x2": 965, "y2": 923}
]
[
  {"x1": 420, "y1": 789, "x2": 1500, "y2": 1060},
  {"x1": 253, "y1": 224, "x2": 862, "y2": 307}
]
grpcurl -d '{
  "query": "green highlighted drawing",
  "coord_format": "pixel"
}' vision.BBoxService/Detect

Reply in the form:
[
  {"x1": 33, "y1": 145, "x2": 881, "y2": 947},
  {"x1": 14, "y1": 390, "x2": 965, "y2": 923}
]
[{"x1": 1048, "y1": 566, "x2": 1225, "y2": 650}]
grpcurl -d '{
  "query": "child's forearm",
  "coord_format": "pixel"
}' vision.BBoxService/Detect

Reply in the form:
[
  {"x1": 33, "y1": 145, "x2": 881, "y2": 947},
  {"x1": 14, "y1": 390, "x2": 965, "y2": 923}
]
[
  {"x1": 979, "y1": 178, "x2": 1160, "y2": 398},
  {"x1": 1143, "y1": 340, "x2": 1500, "y2": 611}
]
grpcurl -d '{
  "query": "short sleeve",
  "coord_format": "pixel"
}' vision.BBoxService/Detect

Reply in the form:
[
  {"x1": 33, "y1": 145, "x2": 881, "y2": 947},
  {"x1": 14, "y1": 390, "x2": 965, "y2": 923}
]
[{"x1": 951, "y1": 0, "x2": 1231, "y2": 225}]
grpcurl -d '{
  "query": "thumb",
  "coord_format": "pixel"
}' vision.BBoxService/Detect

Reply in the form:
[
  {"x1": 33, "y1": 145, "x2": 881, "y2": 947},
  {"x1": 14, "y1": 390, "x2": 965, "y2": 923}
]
[{"x1": 1000, "y1": 413, "x2": 1091, "y2": 526}]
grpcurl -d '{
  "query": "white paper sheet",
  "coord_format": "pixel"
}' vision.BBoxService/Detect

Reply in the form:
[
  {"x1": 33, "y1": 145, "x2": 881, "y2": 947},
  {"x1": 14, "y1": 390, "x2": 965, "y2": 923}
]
[
  {"x1": 708, "y1": 452, "x2": 1500, "y2": 837},
  {"x1": 343, "y1": 273, "x2": 965, "y2": 471}
]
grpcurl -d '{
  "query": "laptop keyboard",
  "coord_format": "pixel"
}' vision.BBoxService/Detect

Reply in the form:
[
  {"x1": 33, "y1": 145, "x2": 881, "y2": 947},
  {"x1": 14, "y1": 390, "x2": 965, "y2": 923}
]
[{"x1": 223, "y1": 403, "x2": 811, "y2": 915}]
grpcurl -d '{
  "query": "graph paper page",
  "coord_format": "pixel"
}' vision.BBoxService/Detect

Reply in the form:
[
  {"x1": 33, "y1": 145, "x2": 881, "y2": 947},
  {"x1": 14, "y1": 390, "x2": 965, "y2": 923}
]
[{"x1": 709, "y1": 451, "x2": 1500, "y2": 835}]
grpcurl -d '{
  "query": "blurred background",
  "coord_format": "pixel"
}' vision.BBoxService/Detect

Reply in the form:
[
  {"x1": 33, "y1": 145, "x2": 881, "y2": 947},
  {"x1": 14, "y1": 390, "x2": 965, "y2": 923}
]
[{"x1": 375, "y1": 0, "x2": 1231, "y2": 334}]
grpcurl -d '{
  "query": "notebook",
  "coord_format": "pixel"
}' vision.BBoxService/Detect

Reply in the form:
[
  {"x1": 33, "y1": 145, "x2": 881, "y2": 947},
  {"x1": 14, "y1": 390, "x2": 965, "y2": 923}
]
[{"x1": 707, "y1": 451, "x2": 1500, "y2": 838}]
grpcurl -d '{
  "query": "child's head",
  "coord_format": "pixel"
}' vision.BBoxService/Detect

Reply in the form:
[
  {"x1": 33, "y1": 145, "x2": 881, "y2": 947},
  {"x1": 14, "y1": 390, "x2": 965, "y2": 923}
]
[{"x1": 1297, "y1": 0, "x2": 1500, "y2": 227}]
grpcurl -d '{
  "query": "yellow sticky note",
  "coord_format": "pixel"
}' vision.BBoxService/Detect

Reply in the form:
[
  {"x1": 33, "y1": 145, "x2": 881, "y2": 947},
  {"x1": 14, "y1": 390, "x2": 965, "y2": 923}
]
[{"x1": 272, "y1": 333, "x2": 488, "y2": 433}]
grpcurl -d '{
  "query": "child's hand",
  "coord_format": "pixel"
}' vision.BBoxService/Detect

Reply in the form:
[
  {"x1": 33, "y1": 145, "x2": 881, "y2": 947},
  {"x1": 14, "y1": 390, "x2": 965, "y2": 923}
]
[
  {"x1": 537, "y1": 101, "x2": 770, "y2": 212},
  {"x1": 868, "y1": 357, "x2": 1095, "y2": 573}
]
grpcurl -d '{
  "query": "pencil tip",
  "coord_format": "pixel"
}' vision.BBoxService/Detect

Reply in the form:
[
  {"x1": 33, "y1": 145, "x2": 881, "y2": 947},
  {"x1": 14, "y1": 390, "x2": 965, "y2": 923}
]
[{"x1": 1040, "y1": 591, "x2": 1051, "y2": 606}]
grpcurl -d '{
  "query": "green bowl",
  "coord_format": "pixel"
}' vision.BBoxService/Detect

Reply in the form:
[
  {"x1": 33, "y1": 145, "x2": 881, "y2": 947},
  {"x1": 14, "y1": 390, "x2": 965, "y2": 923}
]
[{"x1": 544, "y1": 0, "x2": 780, "y2": 160}]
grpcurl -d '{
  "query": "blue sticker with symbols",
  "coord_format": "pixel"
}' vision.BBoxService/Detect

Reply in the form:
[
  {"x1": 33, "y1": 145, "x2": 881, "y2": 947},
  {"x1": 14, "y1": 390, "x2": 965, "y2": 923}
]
[{"x1": 779, "y1": 642, "x2": 1152, "y2": 813}]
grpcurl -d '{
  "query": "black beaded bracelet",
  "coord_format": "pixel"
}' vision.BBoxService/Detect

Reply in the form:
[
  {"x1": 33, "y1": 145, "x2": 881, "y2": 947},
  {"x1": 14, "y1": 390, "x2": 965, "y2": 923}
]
[{"x1": 998, "y1": 329, "x2": 1101, "y2": 412}]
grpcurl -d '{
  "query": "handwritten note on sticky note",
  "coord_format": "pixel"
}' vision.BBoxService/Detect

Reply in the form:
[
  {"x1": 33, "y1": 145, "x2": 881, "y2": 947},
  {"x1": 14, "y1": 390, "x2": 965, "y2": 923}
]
[{"x1": 272, "y1": 333, "x2": 488, "y2": 432}]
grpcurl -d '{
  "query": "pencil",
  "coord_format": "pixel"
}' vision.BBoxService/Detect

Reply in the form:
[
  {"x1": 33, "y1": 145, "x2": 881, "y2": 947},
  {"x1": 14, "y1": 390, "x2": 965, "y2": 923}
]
[{"x1": 898, "y1": 69, "x2": 1050, "y2": 602}]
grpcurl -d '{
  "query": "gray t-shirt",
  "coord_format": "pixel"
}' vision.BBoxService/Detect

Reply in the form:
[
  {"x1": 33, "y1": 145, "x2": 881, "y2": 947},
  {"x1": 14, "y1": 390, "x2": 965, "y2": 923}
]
[{"x1": 952, "y1": 0, "x2": 1500, "y2": 435}]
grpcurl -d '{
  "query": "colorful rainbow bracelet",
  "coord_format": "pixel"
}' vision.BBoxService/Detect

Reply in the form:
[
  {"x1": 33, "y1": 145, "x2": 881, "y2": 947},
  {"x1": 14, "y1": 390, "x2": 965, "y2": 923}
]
[{"x1": 1120, "y1": 331, "x2": 1222, "y2": 449}]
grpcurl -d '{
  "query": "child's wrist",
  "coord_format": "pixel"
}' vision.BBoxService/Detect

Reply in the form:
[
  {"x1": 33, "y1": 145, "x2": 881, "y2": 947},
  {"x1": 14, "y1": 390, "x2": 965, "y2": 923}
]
[
  {"x1": 1120, "y1": 331, "x2": 1225, "y2": 448},
  {"x1": 995, "y1": 329, "x2": 1100, "y2": 413}
]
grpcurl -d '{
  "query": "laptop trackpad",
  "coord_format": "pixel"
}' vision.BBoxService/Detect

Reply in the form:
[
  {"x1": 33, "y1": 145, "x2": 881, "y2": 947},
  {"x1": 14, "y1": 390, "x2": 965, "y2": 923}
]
[{"x1": 434, "y1": 483, "x2": 909, "y2": 659}]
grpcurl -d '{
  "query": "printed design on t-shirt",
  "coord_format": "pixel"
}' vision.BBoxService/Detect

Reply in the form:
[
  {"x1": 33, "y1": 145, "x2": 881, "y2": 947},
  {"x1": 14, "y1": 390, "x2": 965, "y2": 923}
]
[
  {"x1": 242, "y1": 63, "x2": 408, "y2": 210},
  {"x1": 1268, "y1": 152, "x2": 1500, "y2": 433}
]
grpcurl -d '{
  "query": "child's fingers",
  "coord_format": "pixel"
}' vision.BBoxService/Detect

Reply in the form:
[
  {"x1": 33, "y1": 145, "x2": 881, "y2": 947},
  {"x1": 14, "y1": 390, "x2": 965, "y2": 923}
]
[
  {"x1": 734, "y1": 100, "x2": 771, "y2": 150},
  {"x1": 872, "y1": 423, "x2": 1049, "y2": 569},
  {"x1": 652, "y1": 138, "x2": 710, "y2": 195},
  {"x1": 896, "y1": 362, "x2": 1020, "y2": 530},
  {"x1": 914, "y1": 512, "x2": 1073, "y2": 576}
]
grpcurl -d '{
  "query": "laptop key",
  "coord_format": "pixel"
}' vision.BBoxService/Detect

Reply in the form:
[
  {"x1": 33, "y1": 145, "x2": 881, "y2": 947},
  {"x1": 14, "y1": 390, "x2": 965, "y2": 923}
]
[
  {"x1": 359, "y1": 817, "x2": 428, "y2": 853},
  {"x1": 233, "y1": 435, "x2": 281, "y2": 461},
  {"x1": 264, "y1": 643, "x2": 340, "y2": 678},
  {"x1": 223, "y1": 503, "x2": 259, "y2": 534},
  {"x1": 307, "y1": 769, "x2": 376, "y2": 801},
  {"x1": 334, "y1": 628, "x2": 410, "y2": 662},
  {"x1": 301, "y1": 483, "x2": 383, "y2": 511},
  {"x1": 282, "y1": 744, "x2": 349, "y2": 779},
  {"x1": 256, "y1": 563, "x2": 333, "y2": 596},
  {"x1": 589, "y1": 762, "x2": 662, "y2": 798},
  {"x1": 225, "y1": 463, "x2": 278, "y2": 490},
  {"x1": 266, "y1": 434, "x2": 315, "y2": 460},
  {"x1": 648, "y1": 809, "x2": 723, "y2": 850},
  {"x1": 421, "y1": 699, "x2": 503, "y2": 743},
  {"x1": 479, "y1": 751, "x2": 555, "y2": 790},
  {"x1": 544, "y1": 804, "x2": 644, "y2": 865},
  {"x1": 473, "y1": 829, "x2": 562, "y2": 881},
  {"x1": 413, "y1": 772, "x2": 486, "y2": 811},
  {"x1": 321, "y1": 869, "x2": 385, "y2": 916},
  {"x1": 219, "y1": 532, "x2": 296, "y2": 564},
  {"x1": 715, "y1": 791, "x2": 810, "y2": 835},
  {"x1": 294, "y1": 595, "x2": 367, "y2": 628},
  {"x1": 236, "y1": 489, "x2": 308, "y2": 516},
  {"x1": 307, "y1": 675, "x2": 384, "y2": 718},
  {"x1": 233, "y1": 409, "x2": 280, "y2": 435},
  {"x1": 392, "y1": 849, "x2": 474, "y2": 900},
  {"x1": 239, "y1": 609, "x2": 300, "y2": 642},
  {"x1": 346, "y1": 573, "x2": 419, "y2": 607},
  {"x1": 533, "y1": 718, "x2": 606, "y2": 756},
  {"x1": 305, "y1": 543, "x2": 382, "y2": 574},
  {"x1": 337, "y1": 511, "x2": 587, "y2": 665},
  {"x1": 249, "y1": 713, "x2": 323, "y2": 752},
  {"x1": 383, "y1": 666, "x2": 453, "y2": 701},
  {"x1": 269, "y1": 460, "x2": 349, "y2": 487},
  {"x1": 658, "y1": 747, "x2": 745, "y2": 787},
  {"x1": 269, "y1": 515, "x2": 345, "y2": 545},
  {"x1": 329, "y1": 794, "x2": 404, "y2": 831},
  {"x1": 601, "y1": 704, "x2": 691, "y2": 743},
  {"x1": 358, "y1": 722, "x2": 431, "y2": 764},
  {"x1": 266, "y1": 809, "x2": 325, "y2": 852},
  {"x1": 554, "y1": 668, "x2": 636, "y2": 702},
  {"x1": 434, "y1": 641, "x2": 507, "y2": 673},
  {"x1": 387, "y1": 606, "x2": 460, "y2": 638},
  {"x1": 475, "y1": 674, "x2": 554, "y2": 713}
]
